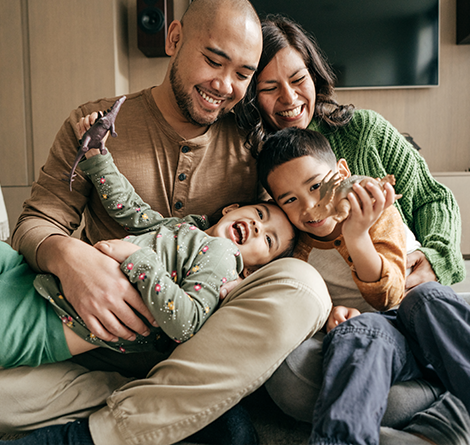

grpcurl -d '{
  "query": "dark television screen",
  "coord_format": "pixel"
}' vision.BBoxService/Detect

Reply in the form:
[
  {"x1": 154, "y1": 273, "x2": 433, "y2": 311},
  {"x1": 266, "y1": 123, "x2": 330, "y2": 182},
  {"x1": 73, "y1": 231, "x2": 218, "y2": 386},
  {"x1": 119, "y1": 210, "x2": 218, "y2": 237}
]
[{"x1": 250, "y1": 0, "x2": 439, "y2": 88}]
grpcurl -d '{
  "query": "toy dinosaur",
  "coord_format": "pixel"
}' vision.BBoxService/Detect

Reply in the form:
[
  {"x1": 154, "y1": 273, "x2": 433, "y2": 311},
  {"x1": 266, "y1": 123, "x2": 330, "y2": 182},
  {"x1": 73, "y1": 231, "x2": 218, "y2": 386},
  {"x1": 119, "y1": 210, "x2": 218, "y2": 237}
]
[
  {"x1": 68, "y1": 95, "x2": 126, "y2": 191},
  {"x1": 310, "y1": 171, "x2": 401, "y2": 223}
]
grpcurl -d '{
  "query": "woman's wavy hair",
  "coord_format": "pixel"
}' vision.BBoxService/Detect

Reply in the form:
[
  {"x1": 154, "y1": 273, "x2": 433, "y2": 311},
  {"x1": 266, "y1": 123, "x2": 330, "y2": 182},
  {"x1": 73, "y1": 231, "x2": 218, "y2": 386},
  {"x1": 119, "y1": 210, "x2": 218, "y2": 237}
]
[{"x1": 235, "y1": 14, "x2": 355, "y2": 157}]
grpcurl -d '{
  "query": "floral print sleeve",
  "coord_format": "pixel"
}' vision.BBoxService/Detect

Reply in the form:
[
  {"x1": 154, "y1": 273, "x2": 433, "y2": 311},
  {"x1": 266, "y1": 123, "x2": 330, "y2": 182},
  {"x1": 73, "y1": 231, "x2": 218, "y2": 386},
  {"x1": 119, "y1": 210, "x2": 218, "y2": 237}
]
[
  {"x1": 120, "y1": 233, "x2": 243, "y2": 342},
  {"x1": 78, "y1": 153, "x2": 211, "y2": 234}
]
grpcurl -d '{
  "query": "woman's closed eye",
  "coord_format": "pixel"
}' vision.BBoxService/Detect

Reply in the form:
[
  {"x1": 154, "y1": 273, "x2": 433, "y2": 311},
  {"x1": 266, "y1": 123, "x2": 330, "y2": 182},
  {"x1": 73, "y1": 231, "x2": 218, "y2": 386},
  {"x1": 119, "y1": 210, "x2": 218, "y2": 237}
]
[{"x1": 292, "y1": 75, "x2": 306, "y2": 84}]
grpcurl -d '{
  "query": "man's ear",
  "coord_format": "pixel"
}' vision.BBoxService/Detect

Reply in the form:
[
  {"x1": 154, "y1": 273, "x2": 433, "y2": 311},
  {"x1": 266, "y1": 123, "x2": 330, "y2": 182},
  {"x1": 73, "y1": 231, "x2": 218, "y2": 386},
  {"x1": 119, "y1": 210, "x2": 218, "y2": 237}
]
[
  {"x1": 336, "y1": 158, "x2": 351, "y2": 179},
  {"x1": 222, "y1": 203, "x2": 240, "y2": 215},
  {"x1": 165, "y1": 20, "x2": 182, "y2": 56}
]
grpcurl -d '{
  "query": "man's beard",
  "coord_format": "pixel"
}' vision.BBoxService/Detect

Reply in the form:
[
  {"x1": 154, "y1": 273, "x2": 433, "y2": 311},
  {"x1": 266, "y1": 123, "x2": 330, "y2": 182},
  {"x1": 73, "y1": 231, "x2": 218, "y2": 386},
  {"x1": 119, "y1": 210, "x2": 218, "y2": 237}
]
[{"x1": 169, "y1": 55, "x2": 227, "y2": 127}]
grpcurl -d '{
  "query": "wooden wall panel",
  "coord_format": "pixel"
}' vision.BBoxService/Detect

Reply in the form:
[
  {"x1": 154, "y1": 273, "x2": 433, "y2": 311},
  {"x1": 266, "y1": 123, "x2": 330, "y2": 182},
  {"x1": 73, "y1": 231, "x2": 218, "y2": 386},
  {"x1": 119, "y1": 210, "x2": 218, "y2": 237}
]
[
  {"x1": 0, "y1": 1, "x2": 30, "y2": 186},
  {"x1": 27, "y1": 0, "x2": 129, "y2": 177}
]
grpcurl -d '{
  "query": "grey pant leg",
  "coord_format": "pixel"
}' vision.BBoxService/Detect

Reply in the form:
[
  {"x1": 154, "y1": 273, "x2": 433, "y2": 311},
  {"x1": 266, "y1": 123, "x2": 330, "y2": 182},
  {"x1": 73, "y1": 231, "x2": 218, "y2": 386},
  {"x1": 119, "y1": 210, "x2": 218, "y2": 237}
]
[
  {"x1": 403, "y1": 392, "x2": 470, "y2": 445},
  {"x1": 265, "y1": 331, "x2": 325, "y2": 423},
  {"x1": 265, "y1": 331, "x2": 442, "y2": 428}
]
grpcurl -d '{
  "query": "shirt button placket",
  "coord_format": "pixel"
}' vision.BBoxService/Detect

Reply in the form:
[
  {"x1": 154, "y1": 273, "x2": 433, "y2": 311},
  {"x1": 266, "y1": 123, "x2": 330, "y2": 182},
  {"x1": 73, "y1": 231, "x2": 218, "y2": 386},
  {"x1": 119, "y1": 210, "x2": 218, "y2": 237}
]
[{"x1": 174, "y1": 145, "x2": 191, "y2": 214}]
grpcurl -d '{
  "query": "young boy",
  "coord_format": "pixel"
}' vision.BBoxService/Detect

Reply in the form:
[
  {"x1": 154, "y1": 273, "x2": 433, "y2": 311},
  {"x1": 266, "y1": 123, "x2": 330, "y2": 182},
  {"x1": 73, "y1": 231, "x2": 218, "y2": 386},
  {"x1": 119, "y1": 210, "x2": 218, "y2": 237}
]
[
  {"x1": 258, "y1": 127, "x2": 470, "y2": 445},
  {"x1": 258, "y1": 127, "x2": 405, "y2": 315},
  {"x1": 0, "y1": 145, "x2": 297, "y2": 370}
]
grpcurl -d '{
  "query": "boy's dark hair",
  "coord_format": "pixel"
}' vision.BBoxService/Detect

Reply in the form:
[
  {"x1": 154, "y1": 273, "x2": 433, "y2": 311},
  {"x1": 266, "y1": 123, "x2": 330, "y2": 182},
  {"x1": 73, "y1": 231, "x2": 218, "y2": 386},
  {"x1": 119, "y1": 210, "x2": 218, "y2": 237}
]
[{"x1": 257, "y1": 127, "x2": 337, "y2": 196}]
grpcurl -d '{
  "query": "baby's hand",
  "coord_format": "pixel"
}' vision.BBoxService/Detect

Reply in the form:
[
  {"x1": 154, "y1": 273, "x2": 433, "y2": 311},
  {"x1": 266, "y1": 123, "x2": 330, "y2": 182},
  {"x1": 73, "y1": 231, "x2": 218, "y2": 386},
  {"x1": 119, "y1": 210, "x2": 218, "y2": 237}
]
[
  {"x1": 326, "y1": 305, "x2": 361, "y2": 333},
  {"x1": 94, "y1": 239, "x2": 141, "y2": 264},
  {"x1": 76, "y1": 112, "x2": 110, "y2": 159}
]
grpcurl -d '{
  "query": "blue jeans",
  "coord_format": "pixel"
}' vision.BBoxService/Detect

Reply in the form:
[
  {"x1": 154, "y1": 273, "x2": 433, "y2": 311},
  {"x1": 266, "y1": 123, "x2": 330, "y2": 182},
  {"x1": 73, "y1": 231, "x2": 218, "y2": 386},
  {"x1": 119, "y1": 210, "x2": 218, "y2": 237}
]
[{"x1": 310, "y1": 282, "x2": 470, "y2": 445}]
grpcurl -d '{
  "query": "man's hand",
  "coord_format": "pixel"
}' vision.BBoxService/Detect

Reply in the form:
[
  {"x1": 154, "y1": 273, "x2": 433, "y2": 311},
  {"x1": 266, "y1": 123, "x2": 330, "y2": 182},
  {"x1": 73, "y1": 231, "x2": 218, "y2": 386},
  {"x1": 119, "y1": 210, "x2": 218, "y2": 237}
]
[
  {"x1": 326, "y1": 305, "x2": 361, "y2": 333},
  {"x1": 219, "y1": 276, "x2": 243, "y2": 300},
  {"x1": 94, "y1": 239, "x2": 141, "y2": 264},
  {"x1": 405, "y1": 250, "x2": 437, "y2": 292},
  {"x1": 38, "y1": 236, "x2": 157, "y2": 342}
]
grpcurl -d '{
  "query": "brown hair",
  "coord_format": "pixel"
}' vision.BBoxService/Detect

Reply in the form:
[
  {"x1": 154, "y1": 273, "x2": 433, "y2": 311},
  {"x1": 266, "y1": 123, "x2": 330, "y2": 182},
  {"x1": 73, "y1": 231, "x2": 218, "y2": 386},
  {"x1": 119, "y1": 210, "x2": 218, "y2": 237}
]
[{"x1": 235, "y1": 14, "x2": 355, "y2": 157}]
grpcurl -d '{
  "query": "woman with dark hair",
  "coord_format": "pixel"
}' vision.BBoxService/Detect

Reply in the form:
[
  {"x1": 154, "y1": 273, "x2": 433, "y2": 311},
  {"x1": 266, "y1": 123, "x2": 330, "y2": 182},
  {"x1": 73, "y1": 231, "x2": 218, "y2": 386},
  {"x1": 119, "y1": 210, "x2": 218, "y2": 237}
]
[
  {"x1": 236, "y1": 13, "x2": 464, "y2": 290},
  {"x1": 235, "y1": 13, "x2": 469, "y2": 445}
]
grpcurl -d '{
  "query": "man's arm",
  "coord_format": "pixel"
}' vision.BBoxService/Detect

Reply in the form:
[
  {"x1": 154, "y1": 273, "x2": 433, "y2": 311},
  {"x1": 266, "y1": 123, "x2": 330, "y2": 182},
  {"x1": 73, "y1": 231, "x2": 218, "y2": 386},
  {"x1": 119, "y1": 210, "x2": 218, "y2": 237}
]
[
  {"x1": 37, "y1": 235, "x2": 156, "y2": 341},
  {"x1": 12, "y1": 102, "x2": 156, "y2": 341}
]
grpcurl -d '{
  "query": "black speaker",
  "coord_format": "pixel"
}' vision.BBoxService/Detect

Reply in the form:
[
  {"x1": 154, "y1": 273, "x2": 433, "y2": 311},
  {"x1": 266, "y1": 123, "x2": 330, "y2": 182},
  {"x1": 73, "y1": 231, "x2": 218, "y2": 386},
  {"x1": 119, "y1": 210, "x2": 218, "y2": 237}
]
[
  {"x1": 137, "y1": 0, "x2": 174, "y2": 57},
  {"x1": 457, "y1": 0, "x2": 470, "y2": 44}
]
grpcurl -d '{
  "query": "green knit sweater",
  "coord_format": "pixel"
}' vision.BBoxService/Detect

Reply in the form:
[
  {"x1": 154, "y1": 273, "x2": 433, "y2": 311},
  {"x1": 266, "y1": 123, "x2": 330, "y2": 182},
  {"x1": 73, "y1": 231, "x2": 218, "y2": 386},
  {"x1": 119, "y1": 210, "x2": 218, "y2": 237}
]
[{"x1": 308, "y1": 109, "x2": 465, "y2": 286}]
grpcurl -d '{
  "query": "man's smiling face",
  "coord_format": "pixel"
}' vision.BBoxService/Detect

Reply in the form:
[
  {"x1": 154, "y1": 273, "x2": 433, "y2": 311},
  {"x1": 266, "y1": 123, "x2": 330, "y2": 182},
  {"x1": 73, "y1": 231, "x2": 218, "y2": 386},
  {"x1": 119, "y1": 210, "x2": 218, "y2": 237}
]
[{"x1": 168, "y1": 11, "x2": 262, "y2": 127}]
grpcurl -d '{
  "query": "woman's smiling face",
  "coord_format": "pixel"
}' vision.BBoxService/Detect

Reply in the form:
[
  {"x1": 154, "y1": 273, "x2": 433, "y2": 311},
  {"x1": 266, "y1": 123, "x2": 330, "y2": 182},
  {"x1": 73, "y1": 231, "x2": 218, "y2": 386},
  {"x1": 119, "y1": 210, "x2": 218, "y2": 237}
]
[{"x1": 256, "y1": 46, "x2": 316, "y2": 131}]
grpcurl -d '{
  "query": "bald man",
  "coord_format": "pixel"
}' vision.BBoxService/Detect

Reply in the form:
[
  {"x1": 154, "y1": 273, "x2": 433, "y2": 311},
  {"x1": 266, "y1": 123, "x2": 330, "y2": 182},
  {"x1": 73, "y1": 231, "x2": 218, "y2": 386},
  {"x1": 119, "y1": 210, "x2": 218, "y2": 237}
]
[{"x1": 2, "y1": 1, "x2": 331, "y2": 444}]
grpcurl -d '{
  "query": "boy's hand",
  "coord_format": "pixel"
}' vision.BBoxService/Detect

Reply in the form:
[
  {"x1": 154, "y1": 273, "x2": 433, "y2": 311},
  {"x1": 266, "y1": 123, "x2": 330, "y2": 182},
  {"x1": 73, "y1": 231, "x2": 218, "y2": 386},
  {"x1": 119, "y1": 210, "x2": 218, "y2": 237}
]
[
  {"x1": 94, "y1": 239, "x2": 141, "y2": 264},
  {"x1": 342, "y1": 180, "x2": 395, "y2": 239},
  {"x1": 326, "y1": 305, "x2": 361, "y2": 333},
  {"x1": 77, "y1": 112, "x2": 110, "y2": 158}
]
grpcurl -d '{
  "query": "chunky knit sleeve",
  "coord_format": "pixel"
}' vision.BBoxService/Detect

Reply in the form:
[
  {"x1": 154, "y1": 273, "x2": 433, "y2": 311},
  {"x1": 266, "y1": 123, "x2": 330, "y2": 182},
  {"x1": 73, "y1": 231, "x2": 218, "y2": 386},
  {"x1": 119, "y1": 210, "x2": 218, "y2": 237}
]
[{"x1": 317, "y1": 110, "x2": 465, "y2": 285}]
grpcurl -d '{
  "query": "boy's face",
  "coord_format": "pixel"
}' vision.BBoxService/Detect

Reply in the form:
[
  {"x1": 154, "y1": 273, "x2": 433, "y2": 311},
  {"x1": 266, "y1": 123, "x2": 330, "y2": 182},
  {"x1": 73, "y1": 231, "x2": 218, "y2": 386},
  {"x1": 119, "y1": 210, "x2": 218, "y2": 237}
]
[
  {"x1": 267, "y1": 156, "x2": 348, "y2": 240},
  {"x1": 207, "y1": 203, "x2": 294, "y2": 271}
]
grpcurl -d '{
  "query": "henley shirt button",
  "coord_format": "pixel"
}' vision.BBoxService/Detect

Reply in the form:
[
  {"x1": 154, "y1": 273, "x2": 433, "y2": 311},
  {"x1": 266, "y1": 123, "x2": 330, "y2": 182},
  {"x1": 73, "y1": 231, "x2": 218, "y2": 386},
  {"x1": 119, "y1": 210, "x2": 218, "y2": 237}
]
[
  {"x1": 334, "y1": 240, "x2": 341, "y2": 247},
  {"x1": 175, "y1": 201, "x2": 183, "y2": 210},
  {"x1": 181, "y1": 146, "x2": 190, "y2": 153},
  {"x1": 178, "y1": 173, "x2": 187, "y2": 181}
]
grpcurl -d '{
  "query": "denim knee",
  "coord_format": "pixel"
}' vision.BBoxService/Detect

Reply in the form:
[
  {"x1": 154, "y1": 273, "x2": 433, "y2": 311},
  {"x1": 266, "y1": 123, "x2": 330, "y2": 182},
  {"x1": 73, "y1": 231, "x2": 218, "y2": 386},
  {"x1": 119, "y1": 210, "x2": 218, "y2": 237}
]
[
  {"x1": 399, "y1": 282, "x2": 454, "y2": 311},
  {"x1": 397, "y1": 282, "x2": 461, "y2": 332},
  {"x1": 325, "y1": 312, "x2": 397, "y2": 348}
]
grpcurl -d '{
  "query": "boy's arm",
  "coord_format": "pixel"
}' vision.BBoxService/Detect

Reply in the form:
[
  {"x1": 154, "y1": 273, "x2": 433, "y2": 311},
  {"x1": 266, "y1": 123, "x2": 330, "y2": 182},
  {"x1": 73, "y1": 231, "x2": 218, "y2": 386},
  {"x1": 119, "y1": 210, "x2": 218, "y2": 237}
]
[
  {"x1": 120, "y1": 240, "x2": 241, "y2": 342},
  {"x1": 79, "y1": 152, "x2": 164, "y2": 234},
  {"x1": 348, "y1": 206, "x2": 407, "y2": 311},
  {"x1": 342, "y1": 182, "x2": 406, "y2": 311},
  {"x1": 342, "y1": 181, "x2": 394, "y2": 283}
]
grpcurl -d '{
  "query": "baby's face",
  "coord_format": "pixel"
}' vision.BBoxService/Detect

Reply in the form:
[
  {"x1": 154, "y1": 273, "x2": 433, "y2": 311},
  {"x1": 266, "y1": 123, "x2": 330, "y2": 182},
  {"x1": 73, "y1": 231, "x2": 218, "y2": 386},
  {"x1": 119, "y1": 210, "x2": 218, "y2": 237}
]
[
  {"x1": 209, "y1": 203, "x2": 294, "y2": 268},
  {"x1": 268, "y1": 156, "x2": 341, "y2": 240}
]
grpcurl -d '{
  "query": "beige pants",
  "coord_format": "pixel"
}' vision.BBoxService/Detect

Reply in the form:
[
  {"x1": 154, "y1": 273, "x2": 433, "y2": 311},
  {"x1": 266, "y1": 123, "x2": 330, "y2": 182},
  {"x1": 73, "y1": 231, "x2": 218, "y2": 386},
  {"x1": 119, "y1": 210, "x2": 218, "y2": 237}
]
[{"x1": 0, "y1": 258, "x2": 331, "y2": 445}]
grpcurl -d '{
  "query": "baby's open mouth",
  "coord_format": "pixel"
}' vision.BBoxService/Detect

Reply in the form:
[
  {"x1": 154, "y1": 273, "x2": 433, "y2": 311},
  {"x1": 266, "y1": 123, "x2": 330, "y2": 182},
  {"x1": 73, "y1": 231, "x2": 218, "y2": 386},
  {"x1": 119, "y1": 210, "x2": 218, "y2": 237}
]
[{"x1": 232, "y1": 222, "x2": 248, "y2": 244}]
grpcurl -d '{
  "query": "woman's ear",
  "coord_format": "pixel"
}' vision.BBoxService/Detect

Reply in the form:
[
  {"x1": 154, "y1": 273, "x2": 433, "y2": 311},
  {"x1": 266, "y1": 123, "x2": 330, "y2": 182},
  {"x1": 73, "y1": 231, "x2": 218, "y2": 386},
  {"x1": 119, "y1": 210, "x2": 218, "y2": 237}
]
[
  {"x1": 222, "y1": 203, "x2": 240, "y2": 215},
  {"x1": 336, "y1": 158, "x2": 351, "y2": 179},
  {"x1": 165, "y1": 20, "x2": 182, "y2": 56}
]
